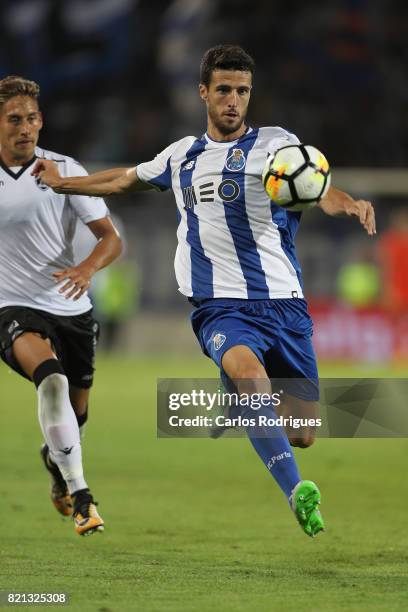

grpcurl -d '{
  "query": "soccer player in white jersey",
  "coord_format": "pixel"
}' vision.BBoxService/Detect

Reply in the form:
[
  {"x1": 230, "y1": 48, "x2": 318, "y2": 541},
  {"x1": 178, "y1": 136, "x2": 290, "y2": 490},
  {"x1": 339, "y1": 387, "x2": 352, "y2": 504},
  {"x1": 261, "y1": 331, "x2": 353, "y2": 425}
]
[
  {"x1": 34, "y1": 45, "x2": 376, "y2": 537},
  {"x1": 0, "y1": 76, "x2": 123, "y2": 536}
]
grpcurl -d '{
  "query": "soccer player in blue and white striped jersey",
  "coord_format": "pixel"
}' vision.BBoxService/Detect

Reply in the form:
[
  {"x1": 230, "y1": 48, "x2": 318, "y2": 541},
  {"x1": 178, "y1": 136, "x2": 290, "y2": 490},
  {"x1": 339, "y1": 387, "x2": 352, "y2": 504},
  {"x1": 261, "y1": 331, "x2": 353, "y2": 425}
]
[{"x1": 34, "y1": 45, "x2": 376, "y2": 537}]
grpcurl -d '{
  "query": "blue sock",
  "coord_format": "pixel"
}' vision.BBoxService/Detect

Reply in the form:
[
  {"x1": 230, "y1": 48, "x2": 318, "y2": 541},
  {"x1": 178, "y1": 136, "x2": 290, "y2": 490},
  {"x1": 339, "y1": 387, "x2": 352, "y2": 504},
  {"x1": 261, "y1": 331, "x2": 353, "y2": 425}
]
[{"x1": 240, "y1": 396, "x2": 301, "y2": 499}]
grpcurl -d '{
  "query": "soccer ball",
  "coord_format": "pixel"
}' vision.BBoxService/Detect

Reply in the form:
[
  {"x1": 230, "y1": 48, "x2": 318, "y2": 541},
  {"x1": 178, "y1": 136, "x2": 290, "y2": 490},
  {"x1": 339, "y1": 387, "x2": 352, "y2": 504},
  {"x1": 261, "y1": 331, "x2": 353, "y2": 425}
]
[{"x1": 262, "y1": 144, "x2": 331, "y2": 211}]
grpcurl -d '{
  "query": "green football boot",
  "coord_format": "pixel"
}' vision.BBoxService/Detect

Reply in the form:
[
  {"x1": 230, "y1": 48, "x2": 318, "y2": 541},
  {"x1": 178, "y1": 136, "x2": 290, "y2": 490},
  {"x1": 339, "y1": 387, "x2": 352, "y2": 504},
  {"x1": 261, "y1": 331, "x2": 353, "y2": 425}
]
[{"x1": 290, "y1": 480, "x2": 325, "y2": 537}]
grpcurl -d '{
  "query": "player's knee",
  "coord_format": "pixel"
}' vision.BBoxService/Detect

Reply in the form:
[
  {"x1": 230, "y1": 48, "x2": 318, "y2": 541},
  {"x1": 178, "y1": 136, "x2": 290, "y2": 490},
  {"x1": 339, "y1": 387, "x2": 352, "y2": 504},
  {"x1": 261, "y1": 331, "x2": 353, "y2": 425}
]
[
  {"x1": 232, "y1": 361, "x2": 265, "y2": 380},
  {"x1": 288, "y1": 433, "x2": 315, "y2": 448},
  {"x1": 39, "y1": 373, "x2": 67, "y2": 400},
  {"x1": 71, "y1": 397, "x2": 88, "y2": 416},
  {"x1": 33, "y1": 360, "x2": 67, "y2": 412},
  {"x1": 234, "y1": 367, "x2": 268, "y2": 394}
]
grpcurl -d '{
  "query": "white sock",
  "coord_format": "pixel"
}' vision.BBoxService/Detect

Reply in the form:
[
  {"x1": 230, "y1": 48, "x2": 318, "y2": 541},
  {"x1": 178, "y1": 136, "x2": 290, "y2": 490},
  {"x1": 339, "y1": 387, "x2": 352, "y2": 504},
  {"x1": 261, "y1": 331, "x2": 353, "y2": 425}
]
[{"x1": 37, "y1": 373, "x2": 88, "y2": 495}]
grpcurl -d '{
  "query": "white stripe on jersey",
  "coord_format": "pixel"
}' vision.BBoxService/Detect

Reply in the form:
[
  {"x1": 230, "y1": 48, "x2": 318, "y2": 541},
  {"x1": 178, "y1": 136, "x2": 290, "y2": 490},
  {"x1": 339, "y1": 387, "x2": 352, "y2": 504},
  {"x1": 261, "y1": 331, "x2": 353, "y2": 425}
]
[
  {"x1": 244, "y1": 132, "x2": 302, "y2": 296},
  {"x1": 169, "y1": 137, "x2": 196, "y2": 297},
  {"x1": 190, "y1": 144, "x2": 248, "y2": 297},
  {"x1": 173, "y1": 189, "x2": 192, "y2": 297}
]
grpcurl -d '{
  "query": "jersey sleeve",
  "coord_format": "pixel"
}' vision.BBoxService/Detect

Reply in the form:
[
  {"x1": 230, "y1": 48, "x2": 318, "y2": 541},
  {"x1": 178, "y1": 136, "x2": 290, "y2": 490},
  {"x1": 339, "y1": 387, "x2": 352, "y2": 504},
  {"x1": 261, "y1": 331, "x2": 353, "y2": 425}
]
[
  {"x1": 136, "y1": 140, "x2": 181, "y2": 192},
  {"x1": 65, "y1": 159, "x2": 109, "y2": 224},
  {"x1": 266, "y1": 130, "x2": 301, "y2": 155}
]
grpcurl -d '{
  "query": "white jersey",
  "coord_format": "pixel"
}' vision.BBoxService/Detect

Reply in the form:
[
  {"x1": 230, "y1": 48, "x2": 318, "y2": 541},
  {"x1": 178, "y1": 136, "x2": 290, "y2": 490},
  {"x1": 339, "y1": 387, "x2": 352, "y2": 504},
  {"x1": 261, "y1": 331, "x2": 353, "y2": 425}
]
[
  {"x1": 137, "y1": 126, "x2": 304, "y2": 300},
  {"x1": 0, "y1": 146, "x2": 108, "y2": 315}
]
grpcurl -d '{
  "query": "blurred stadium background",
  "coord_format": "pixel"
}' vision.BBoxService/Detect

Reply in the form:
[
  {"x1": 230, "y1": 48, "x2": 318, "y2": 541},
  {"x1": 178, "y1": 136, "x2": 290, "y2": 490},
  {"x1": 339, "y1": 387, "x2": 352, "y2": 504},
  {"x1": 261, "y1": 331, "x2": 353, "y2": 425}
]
[
  {"x1": 1, "y1": 3, "x2": 408, "y2": 611},
  {"x1": 1, "y1": 0, "x2": 407, "y2": 364}
]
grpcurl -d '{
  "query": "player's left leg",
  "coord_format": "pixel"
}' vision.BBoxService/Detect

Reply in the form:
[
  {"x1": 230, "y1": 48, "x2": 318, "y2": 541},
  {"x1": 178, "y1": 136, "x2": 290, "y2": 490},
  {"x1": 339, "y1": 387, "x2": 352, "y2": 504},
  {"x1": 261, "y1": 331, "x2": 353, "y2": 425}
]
[
  {"x1": 69, "y1": 386, "x2": 90, "y2": 439},
  {"x1": 276, "y1": 394, "x2": 319, "y2": 448}
]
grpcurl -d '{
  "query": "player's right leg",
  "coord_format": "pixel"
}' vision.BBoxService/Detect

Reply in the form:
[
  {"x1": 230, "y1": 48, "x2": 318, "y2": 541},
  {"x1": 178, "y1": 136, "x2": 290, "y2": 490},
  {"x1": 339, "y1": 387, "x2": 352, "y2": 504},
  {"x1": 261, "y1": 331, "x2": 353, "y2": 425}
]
[
  {"x1": 69, "y1": 387, "x2": 90, "y2": 440},
  {"x1": 276, "y1": 393, "x2": 319, "y2": 449},
  {"x1": 40, "y1": 387, "x2": 90, "y2": 517},
  {"x1": 190, "y1": 299, "x2": 324, "y2": 536},
  {"x1": 11, "y1": 332, "x2": 103, "y2": 536},
  {"x1": 40, "y1": 441, "x2": 73, "y2": 516},
  {"x1": 221, "y1": 344, "x2": 324, "y2": 537}
]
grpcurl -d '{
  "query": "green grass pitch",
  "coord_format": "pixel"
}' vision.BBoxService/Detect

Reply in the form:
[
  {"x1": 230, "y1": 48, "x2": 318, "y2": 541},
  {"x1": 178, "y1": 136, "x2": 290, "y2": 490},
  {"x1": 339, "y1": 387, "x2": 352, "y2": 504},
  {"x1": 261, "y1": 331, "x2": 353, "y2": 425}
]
[{"x1": 1, "y1": 356, "x2": 408, "y2": 611}]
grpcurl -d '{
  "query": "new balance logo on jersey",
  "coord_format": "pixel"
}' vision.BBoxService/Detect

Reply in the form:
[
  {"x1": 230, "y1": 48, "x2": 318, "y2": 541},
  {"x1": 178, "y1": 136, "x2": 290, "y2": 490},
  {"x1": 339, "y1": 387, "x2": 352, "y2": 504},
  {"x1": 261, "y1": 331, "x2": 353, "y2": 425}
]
[
  {"x1": 181, "y1": 159, "x2": 196, "y2": 171},
  {"x1": 182, "y1": 186, "x2": 197, "y2": 210}
]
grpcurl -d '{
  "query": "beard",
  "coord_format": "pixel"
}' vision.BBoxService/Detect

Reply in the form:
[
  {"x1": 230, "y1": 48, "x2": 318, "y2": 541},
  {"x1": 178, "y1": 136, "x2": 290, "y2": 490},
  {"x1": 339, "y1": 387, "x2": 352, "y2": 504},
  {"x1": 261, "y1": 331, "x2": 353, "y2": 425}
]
[
  {"x1": 11, "y1": 139, "x2": 37, "y2": 162},
  {"x1": 208, "y1": 107, "x2": 247, "y2": 136}
]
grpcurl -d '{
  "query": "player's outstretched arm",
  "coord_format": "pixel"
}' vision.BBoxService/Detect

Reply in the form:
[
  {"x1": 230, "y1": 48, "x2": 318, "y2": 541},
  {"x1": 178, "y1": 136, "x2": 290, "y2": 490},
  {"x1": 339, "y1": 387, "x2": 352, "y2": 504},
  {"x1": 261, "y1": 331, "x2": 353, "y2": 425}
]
[
  {"x1": 319, "y1": 186, "x2": 376, "y2": 236},
  {"x1": 31, "y1": 160, "x2": 151, "y2": 196},
  {"x1": 54, "y1": 216, "x2": 123, "y2": 301}
]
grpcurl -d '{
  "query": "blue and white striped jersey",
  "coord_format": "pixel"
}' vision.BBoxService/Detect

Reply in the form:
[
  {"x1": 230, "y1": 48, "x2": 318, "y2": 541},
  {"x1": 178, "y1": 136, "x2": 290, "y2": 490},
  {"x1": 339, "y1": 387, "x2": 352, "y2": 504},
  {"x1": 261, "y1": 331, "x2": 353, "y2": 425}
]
[{"x1": 137, "y1": 126, "x2": 304, "y2": 300}]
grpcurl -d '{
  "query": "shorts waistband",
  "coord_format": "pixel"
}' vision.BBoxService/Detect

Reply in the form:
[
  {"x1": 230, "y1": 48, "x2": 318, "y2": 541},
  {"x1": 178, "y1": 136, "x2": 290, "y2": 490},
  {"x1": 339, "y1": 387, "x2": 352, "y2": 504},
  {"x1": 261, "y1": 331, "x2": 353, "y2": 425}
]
[{"x1": 188, "y1": 297, "x2": 305, "y2": 308}]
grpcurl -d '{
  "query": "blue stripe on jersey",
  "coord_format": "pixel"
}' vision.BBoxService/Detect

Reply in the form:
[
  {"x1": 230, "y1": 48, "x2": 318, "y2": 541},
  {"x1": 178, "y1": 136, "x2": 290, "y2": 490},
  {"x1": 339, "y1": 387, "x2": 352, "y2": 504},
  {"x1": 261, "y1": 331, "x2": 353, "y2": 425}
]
[
  {"x1": 148, "y1": 158, "x2": 172, "y2": 191},
  {"x1": 179, "y1": 138, "x2": 213, "y2": 297},
  {"x1": 270, "y1": 204, "x2": 303, "y2": 288},
  {"x1": 222, "y1": 128, "x2": 269, "y2": 298}
]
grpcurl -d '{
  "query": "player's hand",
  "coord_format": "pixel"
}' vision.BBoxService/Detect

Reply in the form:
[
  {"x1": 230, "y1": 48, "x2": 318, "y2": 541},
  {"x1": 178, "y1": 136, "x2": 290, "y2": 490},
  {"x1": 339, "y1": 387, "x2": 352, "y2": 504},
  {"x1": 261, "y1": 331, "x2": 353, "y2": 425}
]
[
  {"x1": 344, "y1": 199, "x2": 376, "y2": 236},
  {"x1": 53, "y1": 265, "x2": 95, "y2": 301},
  {"x1": 32, "y1": 159, "x2": 63, "y2": 191}
]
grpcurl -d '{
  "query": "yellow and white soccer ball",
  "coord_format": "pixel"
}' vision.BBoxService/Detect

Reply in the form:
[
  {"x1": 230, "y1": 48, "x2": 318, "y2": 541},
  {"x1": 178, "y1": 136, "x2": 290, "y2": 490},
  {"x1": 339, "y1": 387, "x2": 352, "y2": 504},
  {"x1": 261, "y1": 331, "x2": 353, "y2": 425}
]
[{"x1": 262, "y1": 144, "x2": 331, "y2": 211}]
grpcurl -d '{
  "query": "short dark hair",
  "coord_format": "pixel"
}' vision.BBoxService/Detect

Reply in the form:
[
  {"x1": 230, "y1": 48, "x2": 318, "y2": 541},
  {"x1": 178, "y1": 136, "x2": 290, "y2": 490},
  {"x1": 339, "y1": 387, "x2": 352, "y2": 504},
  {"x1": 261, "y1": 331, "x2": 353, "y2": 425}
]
[
  {"x1": 200, "y1": 45, "x2": 255, "y2": 87},
  {"x1": 0, "y1": 75, "x2": 40, "y2": 108}
]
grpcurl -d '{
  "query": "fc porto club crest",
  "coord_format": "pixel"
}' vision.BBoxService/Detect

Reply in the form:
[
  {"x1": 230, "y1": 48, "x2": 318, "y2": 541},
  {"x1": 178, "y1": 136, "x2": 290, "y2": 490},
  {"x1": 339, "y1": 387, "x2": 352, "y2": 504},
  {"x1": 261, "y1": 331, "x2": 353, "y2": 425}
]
[
  {"x1": 212, "y1": 332, "x2": 226, "y2": 351},
  {"x1": 224, "y1": 148, "x2": 246, "y2": 172}
]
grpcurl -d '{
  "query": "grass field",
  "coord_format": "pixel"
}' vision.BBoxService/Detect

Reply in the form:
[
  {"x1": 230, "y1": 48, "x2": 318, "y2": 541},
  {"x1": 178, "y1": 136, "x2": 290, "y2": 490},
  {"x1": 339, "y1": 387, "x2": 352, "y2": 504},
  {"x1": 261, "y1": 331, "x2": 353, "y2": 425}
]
[{"x1": 1, "y1": 356, "x2": 408, "y2": 611}]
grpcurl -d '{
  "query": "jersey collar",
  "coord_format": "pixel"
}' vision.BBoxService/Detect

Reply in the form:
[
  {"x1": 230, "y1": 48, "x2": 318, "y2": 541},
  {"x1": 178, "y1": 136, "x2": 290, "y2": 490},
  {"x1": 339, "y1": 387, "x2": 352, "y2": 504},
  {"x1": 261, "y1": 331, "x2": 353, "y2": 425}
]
[
  {"x1": 0, "y1": 154, "x2": 37, "y2": 180},
  {"x1": 203, "y1": 126, "x2": 252, "y2": 146}
]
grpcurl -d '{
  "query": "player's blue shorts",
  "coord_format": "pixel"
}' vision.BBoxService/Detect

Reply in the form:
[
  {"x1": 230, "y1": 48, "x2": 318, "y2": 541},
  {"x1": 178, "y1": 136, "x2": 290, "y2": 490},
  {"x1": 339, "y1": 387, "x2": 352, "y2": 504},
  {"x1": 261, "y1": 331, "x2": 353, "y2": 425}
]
[{"x1": 190, "y1": 297, "x2": 319, "y2": 401}]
